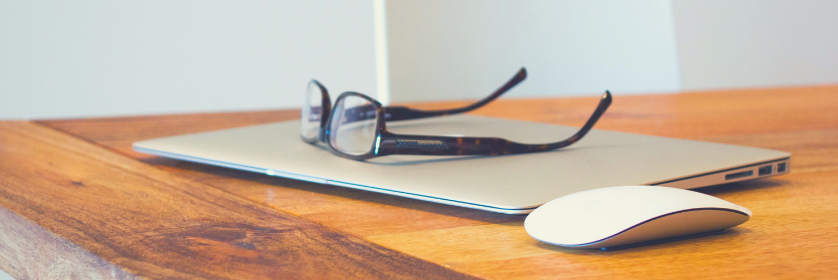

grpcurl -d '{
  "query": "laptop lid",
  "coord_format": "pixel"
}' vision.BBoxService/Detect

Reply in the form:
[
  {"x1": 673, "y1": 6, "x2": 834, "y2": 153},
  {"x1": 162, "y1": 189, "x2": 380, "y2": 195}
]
[{"x1": 133, "y1": 115, "x2": 790, "y2": 214}]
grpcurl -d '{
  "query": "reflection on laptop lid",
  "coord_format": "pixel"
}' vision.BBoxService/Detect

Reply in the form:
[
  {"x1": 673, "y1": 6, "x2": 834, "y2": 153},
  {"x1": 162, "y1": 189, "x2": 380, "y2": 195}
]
[{"x1": 133, "y1": 115, "x2": 790, "y2": 214}]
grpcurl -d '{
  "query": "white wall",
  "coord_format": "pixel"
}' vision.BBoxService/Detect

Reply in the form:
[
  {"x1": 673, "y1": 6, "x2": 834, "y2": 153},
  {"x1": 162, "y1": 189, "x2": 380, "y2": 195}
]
[
  {"x1": 385, "y1": 0, "x2": 682, "y2": 103},
  {"x1": 672, "y1": 0, "x2": 838, "y2": 91},
  {"x1": 2, "y1": 1, "x2": 837, "y2": 119},
  {"x1": 0, "y1": 269, "x2": 13, "y2": 280},
  {"x1": 0, "y1": 0, "x2": 377, "y2": 119}
]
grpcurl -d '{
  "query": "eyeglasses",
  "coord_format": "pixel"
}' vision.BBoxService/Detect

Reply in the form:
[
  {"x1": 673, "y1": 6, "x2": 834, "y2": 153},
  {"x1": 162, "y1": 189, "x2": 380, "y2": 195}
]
[{"x1": 301, "y1": 68, "x2": 612, "y2": 160}]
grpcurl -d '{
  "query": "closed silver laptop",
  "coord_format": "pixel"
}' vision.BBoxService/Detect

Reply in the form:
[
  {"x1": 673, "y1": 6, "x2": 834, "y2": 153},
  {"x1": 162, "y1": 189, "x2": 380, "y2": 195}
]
[{"x1": 133, "y1": 115, "x2": 790, "y2": 214}]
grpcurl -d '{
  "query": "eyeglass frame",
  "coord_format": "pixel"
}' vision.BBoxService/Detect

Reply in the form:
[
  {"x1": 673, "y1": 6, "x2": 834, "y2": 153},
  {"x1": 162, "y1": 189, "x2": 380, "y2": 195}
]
[{"x1": 321, "y1": 89, "x2": 612, "y2": 160}]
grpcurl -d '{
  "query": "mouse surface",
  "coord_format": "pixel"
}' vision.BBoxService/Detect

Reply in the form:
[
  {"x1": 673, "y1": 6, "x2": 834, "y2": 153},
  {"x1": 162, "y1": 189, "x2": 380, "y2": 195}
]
[{"x1": 524, "y1": 185, "x2": 751, "y2": 250}]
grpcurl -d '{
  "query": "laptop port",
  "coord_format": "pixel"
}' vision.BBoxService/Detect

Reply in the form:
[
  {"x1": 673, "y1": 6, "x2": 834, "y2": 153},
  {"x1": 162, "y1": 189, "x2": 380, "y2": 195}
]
[
  {"x1": 758, "y1": 165, "x2": 773, "y2": 176},
  {"x1": 778, "y1": 163, "x2": 787, "y2": 172},
  {"x1": 725, "y1": 170, "x2": 754, "y2": 180}
]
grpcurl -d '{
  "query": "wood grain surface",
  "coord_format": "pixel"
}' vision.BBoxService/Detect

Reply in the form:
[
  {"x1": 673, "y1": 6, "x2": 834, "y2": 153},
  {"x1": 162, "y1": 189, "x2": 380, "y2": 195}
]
[
  {"x1": 5, "y1": 85, "x2": 837, "y2": 279},
  {"x1": 0, "y1": 122, "x2": 477, "y2": 279}
]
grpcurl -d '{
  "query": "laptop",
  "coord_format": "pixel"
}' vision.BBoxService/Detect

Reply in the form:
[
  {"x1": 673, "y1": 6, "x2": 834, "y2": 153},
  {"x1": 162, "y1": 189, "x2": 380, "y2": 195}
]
[{"x1": 133, "y1": 115, "x2": 790, "y2": 214}]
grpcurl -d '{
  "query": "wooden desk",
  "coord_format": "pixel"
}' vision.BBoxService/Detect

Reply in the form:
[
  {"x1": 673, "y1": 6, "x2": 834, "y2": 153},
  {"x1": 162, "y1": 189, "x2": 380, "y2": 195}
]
[{"x1": 1, "y1": 86, "x2": 837, "y2": 279}]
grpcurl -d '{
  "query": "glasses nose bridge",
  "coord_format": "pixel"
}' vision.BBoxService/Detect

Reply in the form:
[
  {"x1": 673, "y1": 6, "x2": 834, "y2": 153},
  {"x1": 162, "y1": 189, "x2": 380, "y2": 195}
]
[{"x1": 318, "y1": 127, "x2": 328, "y2": 143}]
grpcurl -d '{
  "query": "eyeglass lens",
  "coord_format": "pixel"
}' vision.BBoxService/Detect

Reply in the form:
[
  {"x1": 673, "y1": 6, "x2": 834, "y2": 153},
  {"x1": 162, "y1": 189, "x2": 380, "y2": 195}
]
[{"x1": 329, "y1": 95, "x2": 379, "y2": 156}]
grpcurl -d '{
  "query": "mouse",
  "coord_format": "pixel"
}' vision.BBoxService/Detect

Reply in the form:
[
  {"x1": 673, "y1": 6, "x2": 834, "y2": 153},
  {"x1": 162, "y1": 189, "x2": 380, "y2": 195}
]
[{"x1": 524, "y1": 185, "x2": 751, "y2": 250}]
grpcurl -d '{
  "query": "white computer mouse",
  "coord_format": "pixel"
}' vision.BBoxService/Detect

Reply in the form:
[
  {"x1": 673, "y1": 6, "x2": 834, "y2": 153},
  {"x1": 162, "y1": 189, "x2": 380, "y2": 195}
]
[{"x1": 524, "y1": 185, "x2": 752, "y2": 250}]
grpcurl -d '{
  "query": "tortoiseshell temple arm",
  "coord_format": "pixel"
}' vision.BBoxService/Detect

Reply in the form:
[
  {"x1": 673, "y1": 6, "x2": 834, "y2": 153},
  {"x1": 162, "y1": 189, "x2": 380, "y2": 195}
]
[
  {"x1": 334, "y1": 68, "x2": 525, "y2": 126},
  {"x1": 382, "y1": 68, "x2": 528, "y2": 122},
  {"x1": 376, "y1": 91, "x2": 613, "y2": 156}
]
